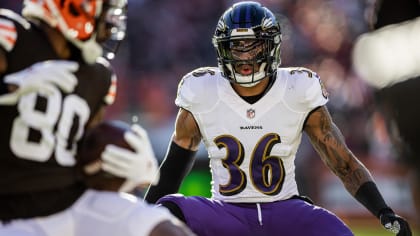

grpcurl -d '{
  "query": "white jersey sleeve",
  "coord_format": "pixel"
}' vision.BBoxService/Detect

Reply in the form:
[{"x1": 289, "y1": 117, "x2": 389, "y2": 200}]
[{"x1": 278, "y1": 67, "x2": 328, "y2": 113}]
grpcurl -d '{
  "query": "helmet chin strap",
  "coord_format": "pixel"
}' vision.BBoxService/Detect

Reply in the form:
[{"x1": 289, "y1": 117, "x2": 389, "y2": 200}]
[
  {"x1": 226, "y1": 62, "x2": 267, "y2": 87},
  {"x1": 237, "y1": 79, "x2": 261, "y2": 88}
]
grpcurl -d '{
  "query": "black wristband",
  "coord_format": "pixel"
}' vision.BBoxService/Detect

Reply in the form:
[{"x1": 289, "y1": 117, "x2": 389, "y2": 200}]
[
  {"x1": 144, "y1": 141, "x2": 196, "y2": 203},
  {"x1": 354, "y1": 181, "x2": 390, "y2": 218}
]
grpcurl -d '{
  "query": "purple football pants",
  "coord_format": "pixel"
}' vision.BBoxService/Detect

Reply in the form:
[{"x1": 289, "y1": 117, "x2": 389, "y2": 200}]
[{"x1": 157, "y1": 194, "x2": 354, "y2": 236}]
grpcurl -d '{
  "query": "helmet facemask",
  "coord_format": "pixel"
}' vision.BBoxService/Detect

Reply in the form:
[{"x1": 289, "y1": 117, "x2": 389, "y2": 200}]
[
  {"x1": 100, "y1": 0, "x2": 127, "y2": 60},
  {"x1": 214, "y1": 33, "x2": 280, "y2": 87}
]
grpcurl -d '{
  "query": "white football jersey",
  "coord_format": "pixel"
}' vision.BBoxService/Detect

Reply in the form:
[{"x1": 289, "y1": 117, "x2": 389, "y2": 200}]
[
  {"x1": 176, "y1": 67, "x2": 328, "y2": 203},
  {"x1": 0, "y1": 190, "x2": 176, "y2": 236}
]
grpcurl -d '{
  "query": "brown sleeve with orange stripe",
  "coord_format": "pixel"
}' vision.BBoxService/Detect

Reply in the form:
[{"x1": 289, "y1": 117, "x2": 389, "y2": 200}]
[
  {"x1": 0, "y1": 11, "x2": 20, "y2": 52},
  {"x1": 104, "y1": 73, "x2": 117, "y2": 105}
]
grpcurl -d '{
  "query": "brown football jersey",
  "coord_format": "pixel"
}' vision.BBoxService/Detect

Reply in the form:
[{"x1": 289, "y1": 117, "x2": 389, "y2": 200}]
[{"x1": 0, "y1": 10, "x2": 116, "y2": 219}]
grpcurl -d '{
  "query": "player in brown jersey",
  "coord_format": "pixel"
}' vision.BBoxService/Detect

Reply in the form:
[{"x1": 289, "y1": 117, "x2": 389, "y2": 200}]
[
  {"x1": 0, "y1": 0, "x2": 123, "y2": 219},
  {"x1": 0, "y1": 0, "x2": 159, "y2": 223},
  {"x1": 0, "y1": 1, "x2": 195, "y2": 235}
]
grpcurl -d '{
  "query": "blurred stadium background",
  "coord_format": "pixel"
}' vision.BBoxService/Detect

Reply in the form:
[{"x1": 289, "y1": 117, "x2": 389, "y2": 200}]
[{"x1": 2, "y1": 0, "x2": 419, "y2": 235}]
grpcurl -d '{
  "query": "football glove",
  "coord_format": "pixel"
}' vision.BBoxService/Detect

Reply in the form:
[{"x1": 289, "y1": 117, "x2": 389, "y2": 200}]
[
  {"x1": 380, "y1": 208, "x2": 412, "y2": 236},
  {"x1": 101, "y1": 124, "x2": 160, "y2": 192},
  {"x1": 0, "y1": 60, "x2": 79, "y2": 105}
]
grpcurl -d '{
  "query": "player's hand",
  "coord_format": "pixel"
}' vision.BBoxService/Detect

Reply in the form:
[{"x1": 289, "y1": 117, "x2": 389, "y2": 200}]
[
  {"x1": 0, "y1": 60, "x2": 79, "y2": 105},
  {"x1": 380, "y1": 209, "x2": 412, "y2": 236},
  {"x1": 101, "y1": 124, "x2": 160, "y2": 192}
]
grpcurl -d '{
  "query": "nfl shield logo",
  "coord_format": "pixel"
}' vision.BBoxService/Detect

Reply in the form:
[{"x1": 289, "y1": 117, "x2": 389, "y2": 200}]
[{"x1": 247, "y1": 109, "x2": 255, "y2": 119}]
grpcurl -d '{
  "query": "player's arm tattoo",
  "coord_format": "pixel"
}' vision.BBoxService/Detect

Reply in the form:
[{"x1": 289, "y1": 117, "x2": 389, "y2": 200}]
[
  {"x1": 304, "y1": 106, "x2": 373, "y2": 195},
  {"x1": 173, "y1": 108, "x2": 202, "y2": 151}
]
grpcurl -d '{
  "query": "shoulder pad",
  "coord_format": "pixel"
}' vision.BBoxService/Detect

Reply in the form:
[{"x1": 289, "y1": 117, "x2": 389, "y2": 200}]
[
  {"x1": 0, "y1": 9, "x2": 29, "y2": 52},
  {"x1": 92, "y1": 57, "x2": 116, "y2": 105},
  {"x1": 279, "y1": 67, "x2": 328, "y2": 112},
  {"x1": 95, "y1": 56, "x2": 112, "y2": 69},
  {"x1": 287, "y1": 67, "x2": 317, "y2": 78},
  {"x1": 184, "y1": 67, "x2": 218, "y2": 80},
  {"x1": 93, "y1": 57, "x2": 115, "y2": 78},
  {"x1": 0, "y1": 9, "x2": 30, "y2": 29},
  {"x1": 175, "y1": 67, "x2": 220, "y2": 111}
]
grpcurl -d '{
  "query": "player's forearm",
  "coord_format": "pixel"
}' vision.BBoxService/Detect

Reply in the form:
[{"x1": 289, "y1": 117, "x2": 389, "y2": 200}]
[
  {"x1": 308, "y1": 123, "x2": 373, "y2": 194},
  {"x1": 335, "y1": 154, "x2": 392, "y2": 219},
  {"x1": 144, "y1": 141, "x2": 196, "y2": 203},
  {"x1": 314, "y1": 134, "x2": 390, "y2": 217},
  {"x1": 305, "y1": 107, "x2": 391, "y2": 216},
  {"x1": 354, "y1": 181, "x2": 391, "y2": 218},
  {"x1": 336, "y1": 157, "x2": 374, "y2": 195},
  {"x1": 317, "y1": 143, "x2": 390, "y2": 217}
]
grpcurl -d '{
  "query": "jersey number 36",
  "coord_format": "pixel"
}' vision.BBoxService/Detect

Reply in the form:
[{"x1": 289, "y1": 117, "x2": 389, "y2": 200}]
[{"x1": 215, "y1": 133, "x2": 285, "y2": 196}]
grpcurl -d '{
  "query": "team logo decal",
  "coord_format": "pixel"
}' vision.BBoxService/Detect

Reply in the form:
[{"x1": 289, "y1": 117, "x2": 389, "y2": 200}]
[
  {"x1": 247, "y1": 108, "x2": 255, "y2": 119},
  {"x1": 216, "y1": 19, "x2": 227, "y2": 33}
]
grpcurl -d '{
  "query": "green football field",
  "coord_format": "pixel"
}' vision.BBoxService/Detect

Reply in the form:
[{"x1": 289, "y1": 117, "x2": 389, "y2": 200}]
[
  {"x1": 351, "y1": 226, "x2": 419, "y2": 236},
  {"x1": 347, "y1": 219, "x2": 419, "y2": 236}
]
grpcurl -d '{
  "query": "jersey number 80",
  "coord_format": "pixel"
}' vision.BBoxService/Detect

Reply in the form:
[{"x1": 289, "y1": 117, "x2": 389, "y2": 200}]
[{"x1": 10, "y1": 85, "x2": 89, "y2": 166}]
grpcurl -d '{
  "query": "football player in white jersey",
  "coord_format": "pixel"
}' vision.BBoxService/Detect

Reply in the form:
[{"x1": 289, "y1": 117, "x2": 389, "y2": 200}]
[{"x1": 143, "y1": 1, "x2": 412, "y2": 236}]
